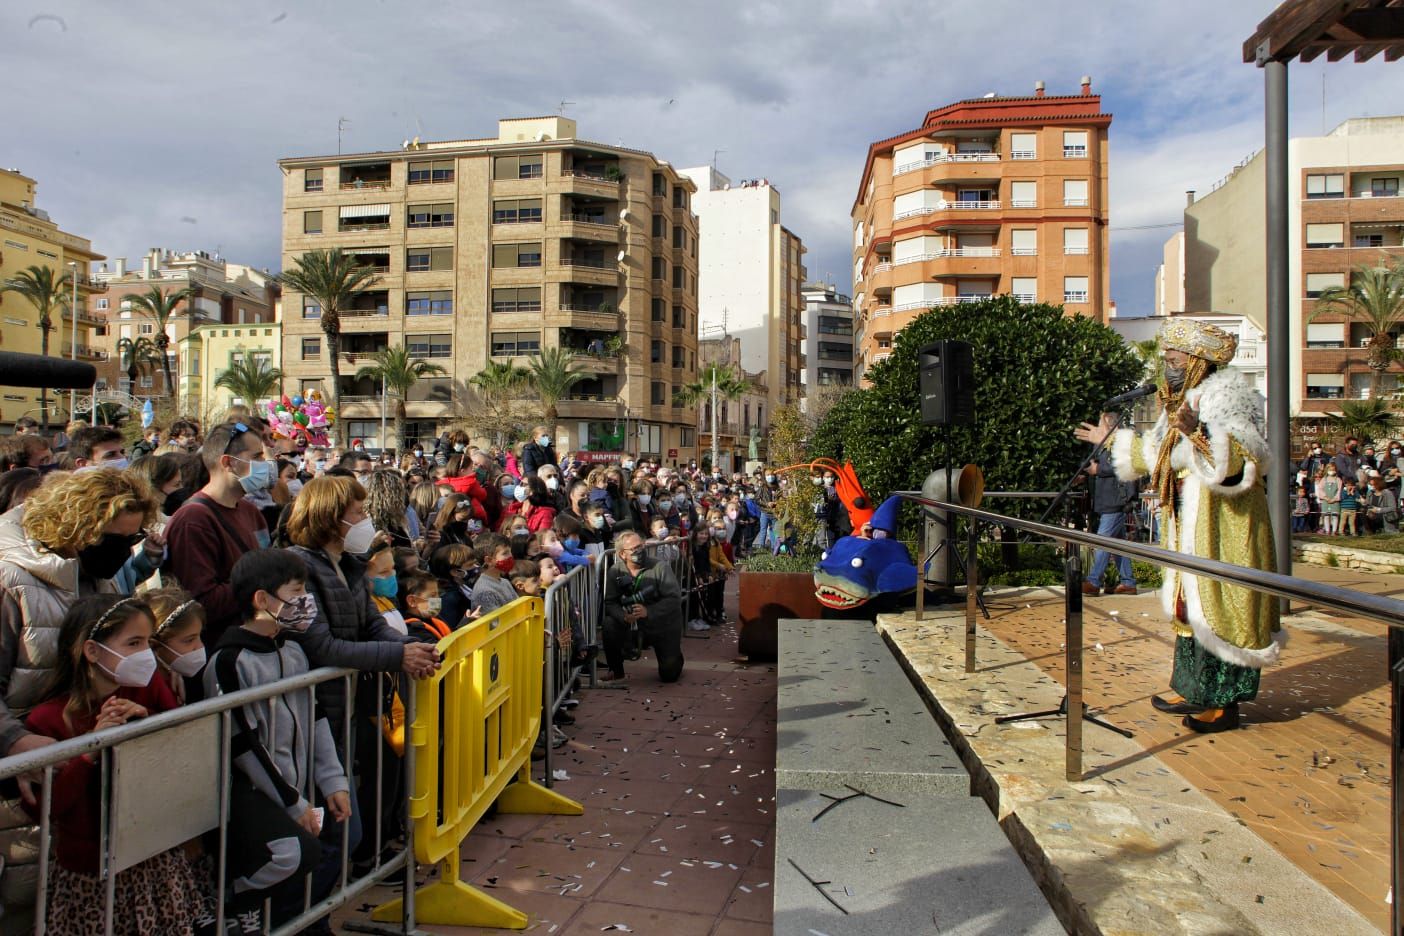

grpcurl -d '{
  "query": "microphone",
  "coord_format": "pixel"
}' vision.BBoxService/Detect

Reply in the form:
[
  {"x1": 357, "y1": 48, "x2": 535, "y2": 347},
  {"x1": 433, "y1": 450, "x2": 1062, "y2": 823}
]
[{"x1": 1102, "y1": 383, "x2": 1157, "y2": 407}]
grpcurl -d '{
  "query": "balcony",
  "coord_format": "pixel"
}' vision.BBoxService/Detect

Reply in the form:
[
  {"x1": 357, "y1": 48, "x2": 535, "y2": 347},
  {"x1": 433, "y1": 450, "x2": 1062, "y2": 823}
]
[
  {"x1": 893, "y1": 152, "x2": 1000, "y2": 176},
  {"x1": 339, "y1": 162, "x2": 392, "y2": 190},
  {"x1": 1063, "y1": 146, "x2": 1088, "y2": 159},
  {"x1": 1010, "y1": 149, "x2": 1037, "y2": 160},
  {"x1": 1064, "y1": 247, "x2": 1090, "y2": 256},
  {"x1": 893, "y1": 295, "x2": 990, "y2": 312},
  {"x1": 1063, "y1": 198, "x2": 1090, "y2": 207},
  {"x1": 1234, "y1": 342, "x2": 1264, "y2": 365},
  {"x1": 1064, "y1": 291, "x2": 1089, "y2": 303},
  {"x1": 894, "y1": 200, "x2": 1001, "y2": 220}
]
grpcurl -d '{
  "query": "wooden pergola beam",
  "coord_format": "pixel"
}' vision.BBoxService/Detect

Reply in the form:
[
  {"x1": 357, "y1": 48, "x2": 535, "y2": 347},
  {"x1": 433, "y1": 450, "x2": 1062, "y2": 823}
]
[{"x1": 1242, "y1": 0, "x2": 1404, "y2": 64}]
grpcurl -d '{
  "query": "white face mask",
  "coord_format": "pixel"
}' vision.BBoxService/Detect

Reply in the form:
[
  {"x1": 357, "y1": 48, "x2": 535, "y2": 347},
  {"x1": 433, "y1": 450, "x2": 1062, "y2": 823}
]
[
  {"x1": 157, "y1": 642, "x2": 207, "y2": 678},
  {"x1": 96, "y1": 643, "x2": 158, "y2": 688},
  {"x1": 418, "y1": 596, "x2": 442, "y2": 617},
  {"x1": 286, "y1": 478, "x2": 304, "y2": 498},
  {"x1": 515, "y1": 486, "x2": 529, "y2": 502},
  {"x1": 545, "y1": 477, "x2": 559, "y2": 491},
  {"x1": 637, "y1": 493, "x2": 652, "y2": 506},
  {"x1": 342, "y1": 516, "x2": 377, "y2": 554}
]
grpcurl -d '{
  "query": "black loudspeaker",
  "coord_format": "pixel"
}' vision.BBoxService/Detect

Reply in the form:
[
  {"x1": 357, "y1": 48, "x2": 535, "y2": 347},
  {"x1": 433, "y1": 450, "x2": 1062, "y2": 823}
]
[
  {"x1": 0, "y1": 352, "x2": 97, "y2": 390},
  {"x1": 918, "y1": 340, "x2": 974, "y2": 426}
]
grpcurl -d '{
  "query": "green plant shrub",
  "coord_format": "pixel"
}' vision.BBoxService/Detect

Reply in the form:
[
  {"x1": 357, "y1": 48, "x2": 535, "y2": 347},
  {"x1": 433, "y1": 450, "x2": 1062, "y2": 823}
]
[{"x1": 738, "y1": 552, "x2": 817, "y2": 573}]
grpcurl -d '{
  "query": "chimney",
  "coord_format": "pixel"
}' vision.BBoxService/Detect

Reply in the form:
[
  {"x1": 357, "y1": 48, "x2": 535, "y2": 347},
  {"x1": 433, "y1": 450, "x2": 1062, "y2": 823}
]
[
  {"x1": 1080, "y1": 75, "x2": 1092, "y2": 96},
  {"x1": 1034, "y1": 80, "x2": 1045, "y2": 97},
  {"x1": 141, "y1": 253, "x2": 154, "y2": 279},
  {"x1": 114, "y1": 257, "x2": 126, "y2": 277},
  {"x1": 1186, "y1": 190, "x2": 1196, "y2": 207}
]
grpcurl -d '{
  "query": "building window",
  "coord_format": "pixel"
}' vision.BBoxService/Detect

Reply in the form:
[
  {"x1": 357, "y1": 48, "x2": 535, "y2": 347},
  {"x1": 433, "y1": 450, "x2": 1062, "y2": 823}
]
[
  {"x1": 1009, "y1": 181, "x2": 1037, "y2": 208},
  {"x1": 407, "y1": 203, "x2": 454, "y2": 228},
  {"x1": 491, "y1": 287, "x2": 542, "y2": 313},
  {"x1": 1305, "y1": 173, "x2": 1344, "y2": 199},
  {"x1": 408, "y1": 160, "x2": 454, "y2": 184},
  {"x1": 1010, "y1": 229, "x2": 1037, "y2": 256},
  {"x1": 95, "y1": 298, "x2": 109, "y2": 310},
  {"x1": 651, "y1": 257, "x2": 666, "y2": 280},
  {"x1": 651, "y1": 298, "x2": 666, "y2": 322},
  {"x1": 672, "y1": 266, "x2": 684, "y2": 288},
  {"x1": 1305, "y1": 272, "x2": 1345, "y2": 298},
  {"x1": 1064, "y1": 228, "x2": 1089, "y2": 255},
  {"x1": 1063, "y1": 276, "x2": 1089, "y2": 303},
  {"x1": 672, "y1": 227, "x2": 685, "y2": 249},
  {"x1": 651, "y1": 381, "x2": 666, "y2": 405},
  {"x1": 406, "y1": 290, "x2": 453, "y2": 315},
  {"x1": 1306, "y1": 374, "x2": 1345, "y2": 399},
  {"x1": 1305, "y1": 222, "x2": 1345, "y2": 248},
  {"x1": 1010, "y1": 277, "x2": 1037, "y2": 303},
  {"x1": 493, "y1": 155, "x2": 543, "y2": 180},
  {"x1": 673, "y1": 189, "x2": 688, "y2": 210},
  {"x1": 303, "y1": 296, "x2": 322, "y2": 318},
  {"x1": 491, "y1": 331, "x2": 541, "y2": 356},
  {"x1": 492, "y1": 198, "x2": 542, "y2": 224},
  {"x1": 1009, "y1": 132, "x2": 1037, "y2": 159},
  {"x1": 188, "y1": 348, "x2": 200, "y2": 376},
  {"x1": 1062, "y1": 130, "x2": 1088, "y2": 158},
  {"x1": 672, "y1": 305, "x2": 685, "y2": 328},
  {"x1": 818, "y1": 316, "x2": 851, "y2": 335},
  {"x1": 407, "y1": 333, "x2": 452, "y2": 358},
  {"x1": 672, "y1": 346, "x2": 684, "y2": 368},
  {"x1": 491, "y1": 243, "x2": 543, "y2": 268},
  {"x1": 652, "y1": 214, "x2": 666, "y2": 237},
  {"x1": 651, "y1": 340, "x2": 664, "y2": 364},
  {"x1": 1305, "y1": 323, "x2": 1346, "y2": 349},
  {"x1": 303, "y1": 210, "x2": 322, "y2": 234},
  {"x1": 1355, "y1": 233, "x2": 1385, "y2": 248},
  {"x1": 406, "y1": 246, "x2": 454, "y2": 272},
  {"x1": 653, "y1": 173, "x2": 668, "y2": 197},
  {"x1": 818, "y1": 341, "x2": 850, "y2": 361},
  {"x1": 301, "y1": 337, "x2": 321, "y2": 360},
  {"x1": 304, "y1": 168, "x2": 323, "y2": 192},
  {"x1": 1063, "y1": 179, "x2": 1089, "y2": 207},
  {"x1": 818, "y1": 368, "x2": 852, "y2": 386},
  {"x1": 140, "y1": 323, "x2": 154, "y2": 335},
  {"x1": 680, "y1": 427, "x2": 694, "y2": 447},
  {"x1": 1371, "y1": 177, "x2": 1400, "y2": 197}
]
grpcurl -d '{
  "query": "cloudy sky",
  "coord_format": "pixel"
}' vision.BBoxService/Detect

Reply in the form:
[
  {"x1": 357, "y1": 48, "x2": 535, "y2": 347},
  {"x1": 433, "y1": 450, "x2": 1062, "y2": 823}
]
[{"x1": 5, "y1": 0, "x2": 1402, "y2": 313}]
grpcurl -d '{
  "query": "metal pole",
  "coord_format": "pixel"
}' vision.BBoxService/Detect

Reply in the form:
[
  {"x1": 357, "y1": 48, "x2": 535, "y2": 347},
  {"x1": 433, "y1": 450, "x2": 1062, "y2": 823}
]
[
  {"x1": 1064, "y1": 539, "x2": 1084, "y2": 781},
  {"x1": 1265, "y1": 60, "x2": 1292, "y2": 589},
  {"x1": 68, "y1": 262, "x2": 78, "y2": 423},
  {"x1": 710, "y1": 367, "x2": 718, "y2": 473},
  {"x1": 965, "y1": 514, "x2": 978, "y2": 673},
  {"x1": 380, "y1": 373, "x2": 387, "y2": 453},
  {"x1": 1391, "y1": 629, "x2": 1403, "y2": 936}
]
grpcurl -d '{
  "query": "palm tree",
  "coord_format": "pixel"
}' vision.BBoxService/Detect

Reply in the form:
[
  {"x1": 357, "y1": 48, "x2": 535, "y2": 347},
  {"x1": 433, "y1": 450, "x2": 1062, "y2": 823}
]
[
  {"x1": 469, "y1": 361, "x2": 531, "y2": 446},
  {"x1": 675, "y1": 362, "x2": 750, "y2": 471},
  {"x1": 116, "y1": 335, "x2": 162, "y2": 394},
  {"x1": 524, "y1": 347, "x2": 587, "y2": 438},
  {"x1": 214, "y1": 355, "x2": 285, "y2": 410},
  {"x1": 125, "y1": 284, "x2": 194, "y2": 398},
  {"x1": 1, "y1": 264, "x2": 72, "y2": 431},
  {"x1": 1132, "y1": 337, "x2": 1164, "y2": 385},
  {"x1": 1311, "y1": 262, "x2": 1404, "y2": 397},
  {"x1": 353, "y1": 345, "x2": 446, "y2": 449},
  {"x1": 1327, "y1": 398, "x2": 1397, "y2": 446},
  {"x1": 277, "y1": 248, "x2": 382, "y2": 446}
]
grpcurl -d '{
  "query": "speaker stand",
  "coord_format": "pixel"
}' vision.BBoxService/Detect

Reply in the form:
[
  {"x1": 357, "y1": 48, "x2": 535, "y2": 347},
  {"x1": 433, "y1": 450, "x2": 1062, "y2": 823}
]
[
  {"x1": 993, "y1": 693, "x2": 1134, "y2": 738},
  {"x1": 927, "y1": 424, "x2": 989, "y2": 619}
]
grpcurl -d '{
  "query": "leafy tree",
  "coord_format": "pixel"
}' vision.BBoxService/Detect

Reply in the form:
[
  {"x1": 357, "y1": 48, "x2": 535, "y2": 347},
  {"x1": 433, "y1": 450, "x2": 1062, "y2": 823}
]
[
  {"x1": 1326, "y1": 398, "x2": 1397, "y2": 446},
  {"x1": 469, "y1": 362, "x2": 531, "y2": 447},
  {"x1": 353, "y1": 345, "x2": 446, "y2": 450},
  {"x1": 1, "y1": 264, "x2": 71, "y2": 431},
  {"x1": 810, "y1": 296, "x2": 1142, "y2": 518},
  {"x1": 675, "y1": 363, "x2": 750, "y2": 470},
  {"x1": 124, "y1": 285, "x2": 194, "y2": 398},
  {"x1": 765, "y1": 403, "x2": 822, "y2": 553},
  {"x1": 213, "y1": 355, "x2": 285, "y2": 410},
  {"x1": 525, "y1": 347, "x2": 587, "y2": 438},
  {"x1": 116, "y1": 335, "x2": 162, "y2": 391},
  {"x1": 278, "y1": 248, "x2": 382, "y2": 446},
  {"x1": 1311, "y1": 262, "x2": 1404, "y2": 397}
]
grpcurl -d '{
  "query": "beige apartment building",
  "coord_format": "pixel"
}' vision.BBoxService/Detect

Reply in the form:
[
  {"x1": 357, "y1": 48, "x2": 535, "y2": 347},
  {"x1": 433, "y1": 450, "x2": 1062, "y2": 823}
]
[
  {"x1": 850, "y1": 80, "x2": 1111, "y2": 382},
  {"x1": 0, "y1": 167, "x2": 105, "y2": 431},
  {"x1": 1185, "y1": 117, "x2": 1404, "y2": 431},
  {"x1": 278, "y1": 116, "x2": 701, "y2": 460},
  {"x1": 89, "y1": 248, "x2": 278, "y2": 414}
]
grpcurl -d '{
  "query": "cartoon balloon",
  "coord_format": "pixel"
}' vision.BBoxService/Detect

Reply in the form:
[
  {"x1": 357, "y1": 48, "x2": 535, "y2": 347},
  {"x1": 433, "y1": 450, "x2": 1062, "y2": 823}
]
[
  {"x1": 294, "y1": 411, "x2": 309, "y2": 426},
  {"x1": 292, "y1": 395, "x2": 304, "y2": 407}
]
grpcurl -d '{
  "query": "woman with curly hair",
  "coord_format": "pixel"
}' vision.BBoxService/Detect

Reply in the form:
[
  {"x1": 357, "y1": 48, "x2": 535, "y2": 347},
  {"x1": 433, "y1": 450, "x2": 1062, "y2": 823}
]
[
  {"x1": 362, "y1": 469, "x2": 414, "y2": 549},
  {"x1": 0, "y1": 467, "x2": 159, "y2": 925}
]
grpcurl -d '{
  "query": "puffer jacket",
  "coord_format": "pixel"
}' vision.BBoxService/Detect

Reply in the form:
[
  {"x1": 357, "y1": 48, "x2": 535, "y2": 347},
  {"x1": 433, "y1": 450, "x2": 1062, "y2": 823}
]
[{"x1": 0, "y1": 506, "x2": 118, "y2": 917}]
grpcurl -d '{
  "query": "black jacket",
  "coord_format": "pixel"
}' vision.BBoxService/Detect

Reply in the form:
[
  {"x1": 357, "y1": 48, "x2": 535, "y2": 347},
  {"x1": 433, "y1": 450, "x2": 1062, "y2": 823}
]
[
  {"x1": 521, "y1": 441, "x2": 556, "y2": 478},
  {"x1": 1090, "y1": 453, "x2": 1139, "y2": 515}
]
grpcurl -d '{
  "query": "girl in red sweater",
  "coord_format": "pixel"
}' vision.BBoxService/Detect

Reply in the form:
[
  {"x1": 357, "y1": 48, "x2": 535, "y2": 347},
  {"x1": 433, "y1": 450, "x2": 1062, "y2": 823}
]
[{"x1": 24, "y1": 594, "x2": 208, "y2": 935}]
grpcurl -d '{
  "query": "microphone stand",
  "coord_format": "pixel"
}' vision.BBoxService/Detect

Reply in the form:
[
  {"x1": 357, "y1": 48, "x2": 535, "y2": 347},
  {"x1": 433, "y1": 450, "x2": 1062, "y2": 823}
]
[{"x1": 1037, "y1": 408, "x2": 1126, "y2": 529}]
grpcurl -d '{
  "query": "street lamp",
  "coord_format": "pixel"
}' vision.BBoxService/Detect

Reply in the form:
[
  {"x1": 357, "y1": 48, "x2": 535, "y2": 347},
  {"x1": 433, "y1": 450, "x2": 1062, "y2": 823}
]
[{"x1": 67, "y1": 261, "x2": 78, "y2": 423}]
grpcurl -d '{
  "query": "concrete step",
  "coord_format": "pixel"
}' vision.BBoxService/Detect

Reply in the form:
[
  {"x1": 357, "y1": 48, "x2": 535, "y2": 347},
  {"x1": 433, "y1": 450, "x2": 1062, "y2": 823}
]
[
  {"x1": 777, "y1": 618, "x2": 968, "y2": 795},
  {"x1": 774, "y1": 787, "x2": 1063, "y2": 936}
]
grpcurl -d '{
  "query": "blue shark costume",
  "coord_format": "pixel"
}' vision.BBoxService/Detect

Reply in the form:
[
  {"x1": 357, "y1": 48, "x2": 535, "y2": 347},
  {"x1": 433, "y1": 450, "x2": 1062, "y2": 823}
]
[{"x1": 812, "y1": 496, "x2": 918, "y2": 611}]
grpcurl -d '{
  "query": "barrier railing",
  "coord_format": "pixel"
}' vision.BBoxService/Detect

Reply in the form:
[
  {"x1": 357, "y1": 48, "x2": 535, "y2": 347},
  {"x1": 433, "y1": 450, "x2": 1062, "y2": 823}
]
[
  {"x1": 0, "y1": 667, "x2": 415, "y2": 936},
  {"x1": 542, "y1": 558, "x2": 604, "y2": 787},
  {"x1": 897, "y1": 490, "x2": 1404, "y2": 936},
  {"x1": 371, "y1": 596, "x2": 580, "y2": 929}
]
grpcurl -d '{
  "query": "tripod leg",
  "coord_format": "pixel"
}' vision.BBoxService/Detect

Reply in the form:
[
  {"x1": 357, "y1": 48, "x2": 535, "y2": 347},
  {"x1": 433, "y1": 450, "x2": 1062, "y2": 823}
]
[
  {"x1": 1083, "y1": 711, "x2": 1135, "y2": 739},
  {"x1": 994, "y1": 707, "x2": 1066, "y2": 725}
]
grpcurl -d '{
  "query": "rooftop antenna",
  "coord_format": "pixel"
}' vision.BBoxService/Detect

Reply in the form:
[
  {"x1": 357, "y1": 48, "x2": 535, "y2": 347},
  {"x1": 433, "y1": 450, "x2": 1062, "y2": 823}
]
[
  {"x1": 337, "y1": 117, "x2": 350, "y2": 155},
  {"x1": 712, "y1": 149, "x2": 725, "y2": 173},
  {"x1": 557, "y1": 100, "x2": 575, "y2": 115}
]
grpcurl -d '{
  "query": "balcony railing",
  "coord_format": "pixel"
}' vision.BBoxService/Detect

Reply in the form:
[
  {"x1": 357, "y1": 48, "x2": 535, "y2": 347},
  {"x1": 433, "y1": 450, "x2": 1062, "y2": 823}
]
[
  {"x1": 1064, "y1": 291, "x2": 1089, "y2": 303},
  {"x1": 893, "y1": 296, "x2": 989, "y2": 312},
  {"x1": 1010, "y1": 150, "x2": 1037, "y2": 160},
  {"x1": 1063, "y1": 146, "x2": 1088, "y2": 158},
  {"x1": 560, "y1": 257, "x2": 614, "y2": 270},
  {"x1": 566, "y1": 214, "x2": 614, "y2": 226},
  {"x1": 1351, "y1": 191, "x2": 1404, "y2": 200},
  {"x1": 1063, "y1": 198, "x2": 1090, "y2": 207},
  {"x1": 1234, "y1": 342, "x2": 1264, "y2": 364},
  {"x1": 562, "y1": 170, "x2": 619, "y2": 184},
  {"x1": 893, "y1": 200, "x2": 1001, "y2": 219},
  {"x1": 872, "y1": 261, "x2": 892, "y2": 274},
  {"x1": 339, "y1": 179, "x2": 392, "y2": 191},
  {"x1": 1009, "y1": 199, "x2": 1037, "y2": 208},
  {"x1": 341, "y1": 307, "x2": 390, "y2": 317},
  {"x1": 1012, "y1": 292, "x2": 1036, "y2": 303},
  {"x1": 1064, "y1": 247, "x2": 1090, "y2": 255},
  {"x1": 871, "y1": 306, "x2": 893, "y2": 318},
  {"x1": 1011, "y1": 247, "x2": 1038, "y2": 256},
  {"x1": 893, "y1": 153, "x2": 1000, "y2": 175}
]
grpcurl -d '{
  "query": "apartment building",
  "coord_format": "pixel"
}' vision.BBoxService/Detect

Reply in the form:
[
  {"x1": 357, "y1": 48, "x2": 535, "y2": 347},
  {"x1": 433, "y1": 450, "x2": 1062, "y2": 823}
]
[
  {"x1": 0, "y1": 167, "x2": 105, "y2": 431},
  {"x1": 697, "y1": 336, "x2": 769, "y2": 473},
  {"x1": 1185, "y1": 117, "x2": 1404, "y2": 424},
  {"x1": 677, "y1": 168, "x2": 807, "y2": 413},
  {"x1": 800, "y1": 282, "x2": 855, "y2": 395},
  {"x1": 850, "y1": 79, "x2": 1111, "y2": 381},
  {"x1": 278, "y1": 116, "x2": 701, "y2": 460},
  {"x1": 89, "y1": 248, "x2": 278, "y2": 411},
  {"x1": 176, "y1": 321, "x2": 282, "y2": 422}
]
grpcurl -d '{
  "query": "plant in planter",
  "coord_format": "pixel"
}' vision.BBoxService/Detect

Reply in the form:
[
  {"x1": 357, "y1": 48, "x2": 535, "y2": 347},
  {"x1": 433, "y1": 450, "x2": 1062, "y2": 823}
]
[
  {"x1": 603, "y1": 165, "x2": 623, "y2": 182},
  {"x1": 735, "y1": 550, "x2": 822, "y2": 663}
]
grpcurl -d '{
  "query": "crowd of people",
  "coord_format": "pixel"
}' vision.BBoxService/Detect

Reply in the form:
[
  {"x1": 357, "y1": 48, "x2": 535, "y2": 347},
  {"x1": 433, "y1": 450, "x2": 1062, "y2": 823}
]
[
  {"x1": 1292, "y1": 435, "x2": 1402, "y2": 536},
  {"x1": 0, "y1": 411, "x2": 797, "y2": 935}
]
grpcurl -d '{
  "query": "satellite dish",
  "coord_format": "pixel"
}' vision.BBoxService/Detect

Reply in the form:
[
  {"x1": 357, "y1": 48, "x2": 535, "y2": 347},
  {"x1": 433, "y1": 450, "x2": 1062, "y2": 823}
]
[
  {"x1": 616, "y1": 250, "x2": 626, "y2": 262},
  {"x1": 537, "y1": 132, "x2": 548, "y2": 142},
  {"x1": 402, "y1": 139, "x2": 410, "y2": 149},
  {"x1": 619, "y1": 209, "x2": 631, "y2": 221}
]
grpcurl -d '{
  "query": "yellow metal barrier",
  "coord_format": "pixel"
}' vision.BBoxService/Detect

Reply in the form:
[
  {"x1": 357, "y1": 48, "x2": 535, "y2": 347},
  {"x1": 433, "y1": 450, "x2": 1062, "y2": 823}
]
[{"x1": 372, "y1": 596, "x2": 582, "y2": 928}]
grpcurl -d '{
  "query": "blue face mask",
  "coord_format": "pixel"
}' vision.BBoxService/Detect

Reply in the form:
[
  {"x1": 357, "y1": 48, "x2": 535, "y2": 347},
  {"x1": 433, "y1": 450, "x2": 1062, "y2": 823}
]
[
  {"x1": 565, "y1": 536, "x2": 580, "y2": 549},
  {"x1": 538, "y1": 436, "x2": 551, "y2": 447},
  {"x1": 370, "y1": 573, "x2": 398, "y2": 598},
  {"x1": 501, "y1": 484, "x2": 517, "y2": 501},
  {"x1": 233, "y1": 457, "x2": 275, "y2": 494}
]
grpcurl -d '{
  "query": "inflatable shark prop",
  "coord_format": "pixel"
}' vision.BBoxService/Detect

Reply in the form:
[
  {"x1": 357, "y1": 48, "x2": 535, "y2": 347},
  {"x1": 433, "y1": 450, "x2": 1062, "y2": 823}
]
[{"x1": 813, "y1": 496, "x2": 918, "y2": 610}]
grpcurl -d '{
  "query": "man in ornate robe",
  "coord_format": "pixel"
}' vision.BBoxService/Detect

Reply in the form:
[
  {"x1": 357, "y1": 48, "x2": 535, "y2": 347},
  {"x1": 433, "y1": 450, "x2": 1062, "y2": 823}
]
[{"x1": 1076, "y1": 319, "x2": 1284, "y2": 732}]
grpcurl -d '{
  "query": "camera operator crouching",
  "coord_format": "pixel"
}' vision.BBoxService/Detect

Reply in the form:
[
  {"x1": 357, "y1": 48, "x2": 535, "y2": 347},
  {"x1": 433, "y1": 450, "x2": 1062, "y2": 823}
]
[{"x1": 600, "y1": 531, "x2": 684, "y2": 686}]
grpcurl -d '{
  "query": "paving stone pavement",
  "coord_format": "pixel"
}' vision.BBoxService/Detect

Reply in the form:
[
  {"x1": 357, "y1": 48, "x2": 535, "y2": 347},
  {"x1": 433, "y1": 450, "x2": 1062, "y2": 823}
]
[
  {"x1": 968, "y1": 560, "x2": 1398, "y2": 932},
  {"x1": 337, "y1": 580, "x2": 777, "y2": 934}
]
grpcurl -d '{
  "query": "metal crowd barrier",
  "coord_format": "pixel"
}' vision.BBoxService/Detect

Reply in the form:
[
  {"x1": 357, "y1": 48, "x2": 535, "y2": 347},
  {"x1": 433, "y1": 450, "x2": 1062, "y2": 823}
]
[
  {"x1": 371, "y1": 596, "x2": 580, "y2": 930},
  {"x1": 899, "y1": 490, "x2": 1404, "y2": 936},
  {"x1": 542, "y1": 557, "x2": 604, "y2": 788},
  {"x1": 0, "y1": 667, "x2": 415, "y2": 936}
]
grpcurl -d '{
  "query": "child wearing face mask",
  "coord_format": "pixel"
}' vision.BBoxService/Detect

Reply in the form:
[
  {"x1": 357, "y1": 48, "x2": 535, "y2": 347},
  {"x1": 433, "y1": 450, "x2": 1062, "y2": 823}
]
[
  {"x1": 469, "y1": 536, "x2": 521, "y2": 614},
  {"x1": 581, "y1": 504, "x2": 609, "y2": 555},
  {"x1": 145, "y1": 586, "x2": 209, "y2": 704},
  {"x1": 550, "y1": 516, "x2": 593, "y2": 570},
  {"x1": 208, "y1": 549, "x2": 350, "y2": 931},
  {"x1": 365, "y1": 545, "x2": 408, "y2": 635},
  {"x1": 24, "y1": 595, "x2": 212, "y2": 934},
  {"x1": 399, "y1": 570, "x2": 450, "y2": 644},
  {"x1": 428, "y1": 544, "x2": 479, "y2": 630}
]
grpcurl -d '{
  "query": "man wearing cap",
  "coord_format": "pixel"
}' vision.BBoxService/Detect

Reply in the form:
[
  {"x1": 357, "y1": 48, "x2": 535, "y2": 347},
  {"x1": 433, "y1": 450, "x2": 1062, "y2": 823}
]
[{"x1": 1076, "y1": 319, "x2": 1283, "y2": 733}]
